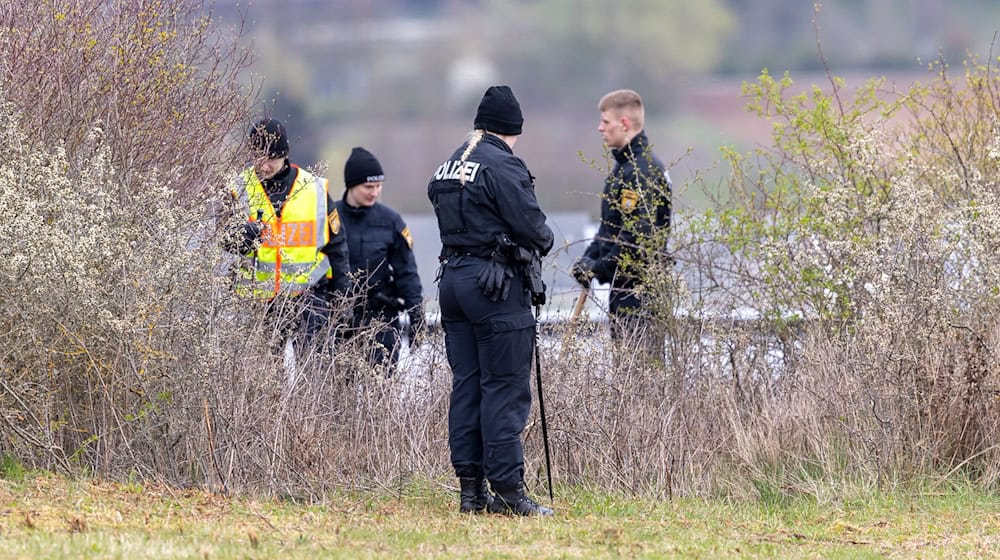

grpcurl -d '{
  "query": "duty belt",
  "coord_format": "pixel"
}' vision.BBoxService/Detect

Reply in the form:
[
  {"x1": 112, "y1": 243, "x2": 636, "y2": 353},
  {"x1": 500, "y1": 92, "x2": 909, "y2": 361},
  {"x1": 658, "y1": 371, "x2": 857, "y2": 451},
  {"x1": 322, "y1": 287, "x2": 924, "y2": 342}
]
[{"x1": 441, "y1": 245, "x2": 493, "y2": 259}]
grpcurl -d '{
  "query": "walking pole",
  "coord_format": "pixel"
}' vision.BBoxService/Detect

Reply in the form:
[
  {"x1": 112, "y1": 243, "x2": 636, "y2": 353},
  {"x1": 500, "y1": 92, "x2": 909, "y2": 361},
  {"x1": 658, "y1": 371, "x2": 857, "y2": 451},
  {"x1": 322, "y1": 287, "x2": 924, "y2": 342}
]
[
  {"x1": 533, "y1": 304, "x2": 554, "y2": 504},
  {"x1": 569, "y1": 285, "x2": 589, "y2": 322},
  {"x1": 250, "y1": 209, "x2": 264, "y2": 276},
  {"x1": 560, "y1": 284, "x2": 590, "y2": 358}
]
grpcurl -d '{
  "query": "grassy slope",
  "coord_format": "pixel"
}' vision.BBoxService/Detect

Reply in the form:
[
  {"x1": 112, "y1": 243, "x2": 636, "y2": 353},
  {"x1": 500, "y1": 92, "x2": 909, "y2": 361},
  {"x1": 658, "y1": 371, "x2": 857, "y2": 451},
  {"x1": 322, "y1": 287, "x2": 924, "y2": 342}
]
[{"x1": 1, "y1": 474, "x2": 998, "y2": 559}]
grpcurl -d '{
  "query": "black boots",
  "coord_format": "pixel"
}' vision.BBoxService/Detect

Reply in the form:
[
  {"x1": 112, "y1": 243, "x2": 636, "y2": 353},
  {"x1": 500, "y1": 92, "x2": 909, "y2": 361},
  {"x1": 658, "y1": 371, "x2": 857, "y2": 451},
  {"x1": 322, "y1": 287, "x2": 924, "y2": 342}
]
[
  {"x1": 459, "y1": 478, "x2": 554, "y2": 517},
  {"x1": 458, "y1": 477, "x2": 493, "y2": 513},
  {"x1": 486, "y1": 483, "x2": 554, "y2": 517}
]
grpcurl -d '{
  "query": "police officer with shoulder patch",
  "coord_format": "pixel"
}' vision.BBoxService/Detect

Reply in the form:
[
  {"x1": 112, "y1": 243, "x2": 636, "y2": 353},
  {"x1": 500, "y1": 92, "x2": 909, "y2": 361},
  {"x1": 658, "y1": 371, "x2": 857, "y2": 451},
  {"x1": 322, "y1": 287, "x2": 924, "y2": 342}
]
[
  {"x1": 572, "y1": 89, "x2": 672, "y2": 340},
  {"x1": 428, "y1": 85, "x2": 554, "y2": 517},
  {"x1": 225, "y1": 118, "x2": 350, "y2": 350},
  {"x1": 335, "y1": 146, "x2": 424, "y2": 372}
]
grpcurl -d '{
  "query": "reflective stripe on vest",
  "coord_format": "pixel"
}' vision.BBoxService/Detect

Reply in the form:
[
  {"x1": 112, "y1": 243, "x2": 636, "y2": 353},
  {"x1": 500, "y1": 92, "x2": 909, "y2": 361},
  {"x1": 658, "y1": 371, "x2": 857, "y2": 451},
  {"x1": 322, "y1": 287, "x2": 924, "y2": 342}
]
[{"x1": 232, "y1": 165, "x2": 332, "y2": 299}]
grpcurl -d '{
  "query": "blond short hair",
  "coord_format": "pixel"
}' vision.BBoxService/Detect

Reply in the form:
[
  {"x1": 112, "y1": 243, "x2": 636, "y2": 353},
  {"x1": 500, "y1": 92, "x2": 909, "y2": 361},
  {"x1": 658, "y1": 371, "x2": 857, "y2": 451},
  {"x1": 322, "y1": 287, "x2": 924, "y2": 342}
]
[{"x1": 599, "y1": 89, "x2": 644, "y2": 130}]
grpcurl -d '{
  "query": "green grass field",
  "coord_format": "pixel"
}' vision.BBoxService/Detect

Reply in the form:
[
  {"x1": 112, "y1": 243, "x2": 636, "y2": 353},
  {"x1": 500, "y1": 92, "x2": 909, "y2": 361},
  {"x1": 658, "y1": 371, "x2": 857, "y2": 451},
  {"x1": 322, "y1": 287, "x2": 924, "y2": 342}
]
[{"x1": 2, "y1": 474, "x2": 999, "y2": 559}]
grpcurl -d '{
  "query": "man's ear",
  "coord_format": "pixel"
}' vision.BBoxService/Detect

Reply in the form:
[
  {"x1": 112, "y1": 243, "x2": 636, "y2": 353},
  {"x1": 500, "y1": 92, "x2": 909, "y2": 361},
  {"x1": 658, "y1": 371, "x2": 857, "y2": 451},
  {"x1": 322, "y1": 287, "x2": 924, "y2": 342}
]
[{"x1": 621, "y1": 115, "x2": 632, "y2": 133}]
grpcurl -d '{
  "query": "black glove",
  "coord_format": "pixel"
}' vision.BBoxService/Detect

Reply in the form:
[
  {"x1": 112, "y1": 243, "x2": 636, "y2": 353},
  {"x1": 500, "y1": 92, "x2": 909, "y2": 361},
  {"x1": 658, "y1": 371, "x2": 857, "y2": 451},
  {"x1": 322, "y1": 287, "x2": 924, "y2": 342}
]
[
  {"x1": 322, "y1": 292, "x2": 355, "y2": 332},
  {"x1": 237, "y1": 221, "x2": 265, "y2": 254},
  {"x1": 477, "y1": 259, "x2": 514, "y2": 302},
  {"x1": 571, "y1": 256, "x2": 596, "y2": 287},
  {"x1": 371, "y1": 291, "x2": 405, "y2": 313},
  {"x1": 406, "y1": 305, "x2": 425, "y2": 348}
]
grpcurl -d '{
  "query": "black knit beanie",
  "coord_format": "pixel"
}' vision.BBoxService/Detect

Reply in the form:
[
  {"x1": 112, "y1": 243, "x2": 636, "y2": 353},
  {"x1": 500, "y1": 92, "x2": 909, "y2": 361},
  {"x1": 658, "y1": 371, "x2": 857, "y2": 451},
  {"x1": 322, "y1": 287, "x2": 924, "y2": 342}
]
[
  {"x1": 247, "y1": 118, "x2": 289, "y2": 159},
  {"x1": 344, "y1": 147, "x2": 385, "y2": 189},
  {"x1": 473, "y1": 85, "x2": 523, "y2": 136}
]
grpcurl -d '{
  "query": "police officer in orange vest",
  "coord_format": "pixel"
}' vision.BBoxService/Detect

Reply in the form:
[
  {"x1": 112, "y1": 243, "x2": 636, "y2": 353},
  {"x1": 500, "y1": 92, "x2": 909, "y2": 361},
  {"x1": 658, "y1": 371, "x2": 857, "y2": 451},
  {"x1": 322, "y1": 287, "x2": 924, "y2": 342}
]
[{"x1": 226, "y1": 118, "x2": 350, "y2": 349}]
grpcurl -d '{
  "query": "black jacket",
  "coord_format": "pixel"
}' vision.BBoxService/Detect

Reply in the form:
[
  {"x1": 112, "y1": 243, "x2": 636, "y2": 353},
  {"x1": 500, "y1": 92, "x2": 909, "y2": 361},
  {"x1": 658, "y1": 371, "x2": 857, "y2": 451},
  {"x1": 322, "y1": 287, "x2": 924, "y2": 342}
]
[
  {"x1": 583, "y1": 131, "x2": 671, "y2": 290},
  {"x1": 334, "y1": 197, "x2": 423, "y2": 322},
  {"x1": 427, "y1": 133, "x2": 553, "y2": 257}
]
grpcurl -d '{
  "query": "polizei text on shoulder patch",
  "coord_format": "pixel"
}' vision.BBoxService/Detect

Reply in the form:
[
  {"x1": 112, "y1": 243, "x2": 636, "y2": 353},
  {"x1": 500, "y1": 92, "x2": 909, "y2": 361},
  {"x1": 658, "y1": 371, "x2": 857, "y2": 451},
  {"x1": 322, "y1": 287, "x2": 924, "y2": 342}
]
[{"x1": 434, "y1": 160, "x2": 482, "y2": 183}]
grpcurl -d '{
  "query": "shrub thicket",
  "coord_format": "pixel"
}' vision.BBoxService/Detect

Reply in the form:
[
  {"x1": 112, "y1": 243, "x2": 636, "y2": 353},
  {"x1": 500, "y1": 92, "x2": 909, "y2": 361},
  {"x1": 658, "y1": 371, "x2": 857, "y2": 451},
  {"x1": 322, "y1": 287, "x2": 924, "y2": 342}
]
[
  {"x1": 0, "y1": 0, "x2": 259, "y2": 481},
  {"x1": 660, "y1": 55, "x2": 1000, "y2": 495}
]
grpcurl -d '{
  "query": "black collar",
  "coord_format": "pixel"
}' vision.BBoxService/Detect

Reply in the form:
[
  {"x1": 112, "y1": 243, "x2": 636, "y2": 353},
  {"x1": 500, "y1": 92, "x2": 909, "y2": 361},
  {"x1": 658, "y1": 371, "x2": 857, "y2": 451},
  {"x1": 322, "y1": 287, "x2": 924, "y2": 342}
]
[
  {"x1": 341, "y1": 190, "x2": 374, "y2": 216},
  {"x1": 260, "y1": 161, "x2": 293, "y2": 194},
  {"x1": 612, "y1": 131, "x2": 648, "y2": 164},
  {"x1": 481, "y1": 133, "x2": 513, "y2": 154}
]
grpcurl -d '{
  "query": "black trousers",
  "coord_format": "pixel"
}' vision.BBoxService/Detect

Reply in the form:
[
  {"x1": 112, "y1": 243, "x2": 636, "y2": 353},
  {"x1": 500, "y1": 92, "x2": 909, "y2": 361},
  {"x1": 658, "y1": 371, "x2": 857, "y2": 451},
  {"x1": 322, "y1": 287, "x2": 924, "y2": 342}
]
[
  {"x1": 264, "y1": 289, "x2": 332, "y2": 352},
  {"x1": 609, "y1": 287, "x2": 644, "y2": 340},
  {"x1": 357, "y1": 316, "x2": 402, "y2": 373},
  {"x1": 438, "y1": 256, "x2": 535, "y2": 492},
  {"x1": 609, "y1": 285, "x2": 664, "y2": 365}
]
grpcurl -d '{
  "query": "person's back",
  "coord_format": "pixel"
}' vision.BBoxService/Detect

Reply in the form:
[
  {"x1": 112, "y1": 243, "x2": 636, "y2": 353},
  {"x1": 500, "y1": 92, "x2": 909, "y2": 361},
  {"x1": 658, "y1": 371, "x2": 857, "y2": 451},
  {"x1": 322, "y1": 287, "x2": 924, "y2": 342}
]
[
  {"x1": 430, "y1": 135, "x2": 553, "y2": 259},
  {"x1": 427, "y1": 85, "x2": 554, "y2": 517}
]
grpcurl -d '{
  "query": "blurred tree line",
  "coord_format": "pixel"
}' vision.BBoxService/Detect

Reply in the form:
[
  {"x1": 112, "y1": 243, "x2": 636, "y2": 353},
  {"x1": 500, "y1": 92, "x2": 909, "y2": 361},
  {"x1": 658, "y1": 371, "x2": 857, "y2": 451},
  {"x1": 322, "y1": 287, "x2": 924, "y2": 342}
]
[{"x1": 214, "y1": 0, "x2": 1000, "y2": 212}]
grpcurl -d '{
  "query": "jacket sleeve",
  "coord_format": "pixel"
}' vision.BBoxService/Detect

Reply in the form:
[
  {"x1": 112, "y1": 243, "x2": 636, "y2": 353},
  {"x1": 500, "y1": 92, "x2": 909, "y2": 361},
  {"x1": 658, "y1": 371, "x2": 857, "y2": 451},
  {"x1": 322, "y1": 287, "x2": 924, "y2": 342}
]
[
  {"x1": 590, "y1": 236, "x2": 619, "y2": 284},
  {"x1": 388, "y1": 216, "x2": 423, "y2": 309},
  {"x1": 583, "y1": 187, "x2": 612, "y2": 261},
  {"x1": 489, "y1": 159, "x2": 554, "y2": 256},
  {"x1": 319, "y1": 197, "x2": 351, "y2": 296},
  {"x1": 584, "y1": 176, "x2": 619, "y2": 284}
]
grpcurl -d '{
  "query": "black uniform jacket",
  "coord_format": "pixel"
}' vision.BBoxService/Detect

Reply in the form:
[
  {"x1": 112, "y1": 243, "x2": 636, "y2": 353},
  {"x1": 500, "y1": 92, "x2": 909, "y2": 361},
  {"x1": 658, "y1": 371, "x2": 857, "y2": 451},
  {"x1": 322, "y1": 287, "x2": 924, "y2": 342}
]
[
  {"x1": 427, "y1": 133, "x2": 554, "y2": 258},
  {"x1": 582, "y1": 131, "x2": 671, "y2": 290},
  {"x1": 334, "y1": 197, "x2": 423, "y2": 319}
]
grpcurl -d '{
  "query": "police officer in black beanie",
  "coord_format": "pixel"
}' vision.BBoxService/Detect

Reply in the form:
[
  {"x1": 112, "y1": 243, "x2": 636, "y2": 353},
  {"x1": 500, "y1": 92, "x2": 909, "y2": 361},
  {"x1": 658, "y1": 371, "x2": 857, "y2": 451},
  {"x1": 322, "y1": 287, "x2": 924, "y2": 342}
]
[
  {"x1": 334, "y1": 146, "x2": 424, "y2": 372},
  {"x1": 427, "y1": 85, "x2": 555, "y2": 516},
  {"x1": 224, "y1": 118, "x2": 351, "y2": 352}
]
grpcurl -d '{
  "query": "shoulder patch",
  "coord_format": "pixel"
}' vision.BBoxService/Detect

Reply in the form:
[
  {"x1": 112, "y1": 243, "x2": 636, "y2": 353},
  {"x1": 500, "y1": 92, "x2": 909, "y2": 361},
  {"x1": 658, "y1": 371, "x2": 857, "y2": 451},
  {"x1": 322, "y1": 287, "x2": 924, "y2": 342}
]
[
  {"x1": 401, "y1": 226, "x2": 414, "y2": 249},
  {"x1": 620, "y1": 188, "x2": 639, "y2": 213},
  {"x1": 328, "y1": 208, "x2": 341, "y2": 235}
]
